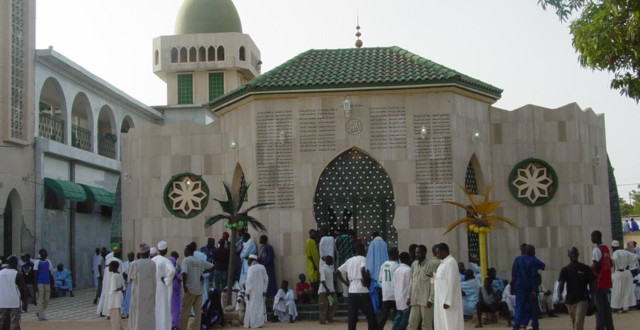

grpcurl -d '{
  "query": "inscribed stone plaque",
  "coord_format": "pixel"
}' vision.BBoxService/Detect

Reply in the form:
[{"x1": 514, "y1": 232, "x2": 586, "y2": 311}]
[
  {"x1": 298, "y1": 108, "x2": 336, "y2": 152},
  {"x1": 256, "y1": 110, "x2": 294, "y2": 208},
  {"x1": 370, "y1": 106, "x2": 407, "y2": 149},
  {"x1": 414, "y1": 114, "x2": 453, "y2": 204}
]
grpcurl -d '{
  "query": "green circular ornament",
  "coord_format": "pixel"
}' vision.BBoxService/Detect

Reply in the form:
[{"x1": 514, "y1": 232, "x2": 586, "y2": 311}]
[
  {"x1": 163, "y1": 172, "x2": 210, "y2": 219},
  {"x1": 508, "y1": 158, "x2": 558, "y2": 206}
]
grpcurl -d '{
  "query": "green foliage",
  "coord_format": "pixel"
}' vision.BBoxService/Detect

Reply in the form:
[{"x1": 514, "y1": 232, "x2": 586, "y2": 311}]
[
  {"x1": 205, "y1": 181, "x2": 272, "y2": 232},
  {"x1": 538, "y1": 0, "x2": 640, "y2": 101},
  {"x1": 619, "y1": 197, "x2": 634, "y2": 216},
  {"x1": 625, "y1": 190, "x2": 640, "y2": 215}
]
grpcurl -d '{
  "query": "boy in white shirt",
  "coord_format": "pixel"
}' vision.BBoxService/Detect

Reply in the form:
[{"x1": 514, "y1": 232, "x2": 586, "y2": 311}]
[
  {"x1": 377, "y1": 247, "x2": 399, "y2": 328},
  {"x1": 318, "y1": 255, "x2": 337, "y2": 324},
  {"x1": 392, "y1": 252, "x2": 412, "y2": 330}
]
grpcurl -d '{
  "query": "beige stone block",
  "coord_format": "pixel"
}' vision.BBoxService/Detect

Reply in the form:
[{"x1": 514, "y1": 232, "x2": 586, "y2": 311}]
[
  {"x1": 409, "y1": 206, "x2": 428, "y2": 229},
  {"x1": 394, "y1": 206, "x2": 410, "y2": 229},
  {"x1": 393, "y1": 183, "x2": 409, "y2": 207}
]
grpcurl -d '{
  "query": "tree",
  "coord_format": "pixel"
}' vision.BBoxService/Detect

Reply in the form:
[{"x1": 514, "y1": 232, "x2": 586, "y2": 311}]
[
  {"x1": 538, "y1": 0, "x2": 640, "y2": 101},
  {"x1": 619, "y1": 197, "x2": 634, "y2": 216},
  {"x1": 205, "y1": 181, "x2": 272, "y2": 305}
]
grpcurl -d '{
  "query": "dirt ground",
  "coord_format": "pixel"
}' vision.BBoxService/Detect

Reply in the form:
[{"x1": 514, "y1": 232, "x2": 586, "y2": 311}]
[{"x1": 20, "y1": 309, "x2": 640, "y2": 329}]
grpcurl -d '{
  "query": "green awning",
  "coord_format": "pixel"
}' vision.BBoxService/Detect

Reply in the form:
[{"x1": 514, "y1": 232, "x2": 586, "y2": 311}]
[
  {"x1": 80, "y1": 184, "x2": 115, "y2": 207},
  {"x1": 44, "y1": 178, "x2": 87, "y2": 202}
]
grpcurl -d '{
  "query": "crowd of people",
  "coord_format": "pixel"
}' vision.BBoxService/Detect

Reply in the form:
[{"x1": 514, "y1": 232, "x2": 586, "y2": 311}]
[
  {"x1": 297, "y1": 228, "x2": 640, "y2": 330},
  {"x1": 302, "y1": 227, "x2": 467, "y2": 330},
  {"x1": 3, "y1": 226, "x2": 640, "y2": 329},
  {"x1": 89, "y1": 236, "x2": 233, "y2": 330}
]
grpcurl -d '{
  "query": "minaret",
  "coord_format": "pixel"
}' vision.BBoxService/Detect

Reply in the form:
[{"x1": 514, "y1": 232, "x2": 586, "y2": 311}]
[{"x1": 152, "y1": 0, "x2": 261, "y2": 120}]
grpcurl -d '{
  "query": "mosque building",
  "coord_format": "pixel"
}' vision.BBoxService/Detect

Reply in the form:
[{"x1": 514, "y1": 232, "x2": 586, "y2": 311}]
[
  {"x1": 120, "y1": 0, "x2": 618, "y2": 285},
  {"x1": 0, "y1": 0, "x2": 621, "y2": 289}
]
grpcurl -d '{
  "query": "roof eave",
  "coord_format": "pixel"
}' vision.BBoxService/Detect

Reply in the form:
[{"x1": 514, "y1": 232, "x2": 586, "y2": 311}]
[{"x1": 210, "y1": 82, "x2": 501, "y2": 113}]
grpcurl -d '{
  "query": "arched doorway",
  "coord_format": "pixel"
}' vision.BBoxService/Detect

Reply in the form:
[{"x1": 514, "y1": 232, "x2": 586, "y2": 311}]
[
  {"x1": 2, "y1": 190, "x2": 22, "y2": 257},
  {"x1": 465, "y1": 154, "x2": 483, "y2": 260},
  {"x1": 314, "y1": 148, "x2": 397, "y2": 246}
]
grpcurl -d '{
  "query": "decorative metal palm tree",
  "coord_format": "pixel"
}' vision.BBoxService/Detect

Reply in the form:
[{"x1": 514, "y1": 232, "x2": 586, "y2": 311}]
[
  {"x1": 205, "y1": 181, "x2": 271, "y2": 305},
  {"x1": 444, "y1": 184, "x2": 516, "y2": 282}
]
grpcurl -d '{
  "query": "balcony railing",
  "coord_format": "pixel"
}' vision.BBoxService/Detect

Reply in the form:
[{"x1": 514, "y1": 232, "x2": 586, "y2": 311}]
[
  {"x1": 98, "y1": 134, "x2": 117, "y2": 159},
  {"x1": 39, "y1": 113, "x2": 64, "y2": 143},
  {"x1": 72, "y1": 125, "x2": 92, "y2": 152}
]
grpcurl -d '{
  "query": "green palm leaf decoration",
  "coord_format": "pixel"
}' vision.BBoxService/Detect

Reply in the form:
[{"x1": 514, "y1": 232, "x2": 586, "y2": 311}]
[{"x1": 205, "y1": 180, "x2": 272, "y2": 304}]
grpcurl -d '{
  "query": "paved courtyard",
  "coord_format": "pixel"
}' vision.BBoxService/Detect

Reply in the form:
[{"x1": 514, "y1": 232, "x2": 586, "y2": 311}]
[{"x1": 19, "y1": 288, "x2": 640, "y2": 329}]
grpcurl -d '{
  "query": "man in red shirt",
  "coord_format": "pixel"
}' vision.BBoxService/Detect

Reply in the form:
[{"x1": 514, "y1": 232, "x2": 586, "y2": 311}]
[{"x1": 590, "y1": 230, "x2": 614, "y2": 330}]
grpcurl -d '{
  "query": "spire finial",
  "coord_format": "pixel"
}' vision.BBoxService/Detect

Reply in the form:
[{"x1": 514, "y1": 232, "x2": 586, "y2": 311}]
[{"x1": 355, "y1": 12, "x2": 363, "y2": 48}]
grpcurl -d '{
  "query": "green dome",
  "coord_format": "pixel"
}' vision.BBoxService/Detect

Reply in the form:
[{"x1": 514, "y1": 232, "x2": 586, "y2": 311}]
[{"x1": 175, "y1": 0, "x2": 243, "y2": 35}]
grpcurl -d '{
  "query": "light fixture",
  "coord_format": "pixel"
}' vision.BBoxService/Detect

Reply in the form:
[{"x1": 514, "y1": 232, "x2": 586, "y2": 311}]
[
  {"x1": 230, "y1": 140, "x2": 238, "y2": 150},
  {"x1": 343, "y1": 97, "x2": 351, "y2": 118},
  {"x1": 472, "y1": 130, "x2": 480, "y2": 142},
  {"x1": 420, "y1": 125, "x2": 427, "y2": 139},
  {"x1": 279, "y1": 130, "x2": 286, "y2": 145}
]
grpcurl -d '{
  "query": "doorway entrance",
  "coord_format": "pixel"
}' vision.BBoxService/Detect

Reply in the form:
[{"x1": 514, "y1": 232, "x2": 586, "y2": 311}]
[{"x1": 313, "y1": 148, "x2": 397, "y2": 246}]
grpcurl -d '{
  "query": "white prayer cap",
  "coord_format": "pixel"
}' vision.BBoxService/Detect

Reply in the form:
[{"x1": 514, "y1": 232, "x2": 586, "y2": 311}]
[
  {"x1": 150, "y1": 247, "x2": 158, "y2": 256},
  {"x1": 249, "y1": 254, "x2": 258, "y2": 260},
  {"x1": 611, "y1": 240, "x2": 620, "y2": 247},
  {"x1": 158, "y1": 241, "x2": 168, "y2": 250}
]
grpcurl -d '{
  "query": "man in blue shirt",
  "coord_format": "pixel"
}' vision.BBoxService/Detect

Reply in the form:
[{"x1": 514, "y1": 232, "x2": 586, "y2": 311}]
[
  {"x1": 34, "y1": 249, "x2": 54, "y2": 321},
  {"x1": 53, "y1": 263, "x2": 73, "y2": 297}
]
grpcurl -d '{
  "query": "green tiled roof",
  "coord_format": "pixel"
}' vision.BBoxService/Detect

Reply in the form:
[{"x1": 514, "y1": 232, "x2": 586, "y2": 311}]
[{"x1": 209, "y1": 46, "x2": 502, "y2": 109}]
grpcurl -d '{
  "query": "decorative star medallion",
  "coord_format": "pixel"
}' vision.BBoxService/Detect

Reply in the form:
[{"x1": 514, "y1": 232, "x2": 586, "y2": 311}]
[
  {"x1": 508, "y1": 159, "x2": 558, "y2": 206},
  {"x1": 163, "y1": 173, "x2": 209, "y2": 218}
]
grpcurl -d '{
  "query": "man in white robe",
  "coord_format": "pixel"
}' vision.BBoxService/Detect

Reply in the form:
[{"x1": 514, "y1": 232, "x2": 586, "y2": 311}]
[
  {"x1": 318, "y1": 230, "x2": 335, "y2": 267},
  {"x1": 244, "y1": 254, "x2": 268, "y2": 328},
  {"x1": 611, "y1": 240, "x2": 639, "y2": 311},
  {"x1": 97, "y1": 248, "x2": 122, "y2": 317},
  {"x1": 433, "y1": 243, "x2": 463, "y2": 330},
  {"x1": 240, "y1": 233, "x2": 257, "y2": 285},
  {"x1": 129, "y1": 243, "x2": 157, "y2": 330},
  {"x1": 273, "y1": 280, "x2": 297, "y2": 322},
  {"x1": 152, "y1": 241, "x2": 176, "y2": 330}
]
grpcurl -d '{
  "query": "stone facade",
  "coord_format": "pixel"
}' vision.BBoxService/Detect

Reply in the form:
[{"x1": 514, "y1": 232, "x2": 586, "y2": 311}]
[
  {"x1": 121, "y1": 89, "x2": 610, "y2": 286},
  {"x1": 0, "y1": 0, "x2": 36, "y2": 258}
]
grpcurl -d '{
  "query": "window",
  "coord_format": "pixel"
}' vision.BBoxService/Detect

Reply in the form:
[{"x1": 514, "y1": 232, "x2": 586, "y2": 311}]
[
  {"x1": 180, "y1": 47, "x2": 187, "y2": 62},
  {"x1": 101, "y1": 205, "x2": 112, "y2": 217},
  {"x1": 177, "y1": 74, "x2": 193, "y2": 104},
  {"x1": 44, "y1": 186, "x2": 63, "y2": 210},
  {"x1": 239, "y1": 46, "x2": 246, "y2": 61},
  {"x1": 11, "y1": 0, "x2": 25, "y2": 139},
  {"x1": 199, "y1": 46, "x2": 206, "y2": 62},
  {"x1": 208, "y1": 46, "x2": 215, "y2": 61},
  {"x1": 75, "y1": 200, "x2": 94, "y2": 214},
  {"x1": 189, "y1": 47, "x2": 196, "y2": 62},
  {"x1": 154, "y1": 50, "x2": 159, "y2": 65},
  {"x1": 171, "y1": 48, "x2": 178, "y2": 63},
  {"x1": 217, "y1": 46, "x2": 225, "y2": 61},
  {"x1": 208, "y1": 72, "x2": 224, "y2": 101}
]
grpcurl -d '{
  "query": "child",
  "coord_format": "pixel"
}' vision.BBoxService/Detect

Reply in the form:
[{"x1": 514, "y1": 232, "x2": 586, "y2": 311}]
[
  {"x1": 295, "y1": 274, "x2": 312, "y2": 304},
  {"x1": 318, "y1": 255, "x2": 337, "y2": 324},
  {"x1": 107, "y1": 260, "x2": 125, "y2": 330},
  {"x1": 273, "y1": 280, "x2": 298, "y2": 323}
]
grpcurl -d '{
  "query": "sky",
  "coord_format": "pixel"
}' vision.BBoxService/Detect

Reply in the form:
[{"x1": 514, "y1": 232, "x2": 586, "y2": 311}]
[{"x1": 35, "y1": 0, "x2": 639, "y2": 201}]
